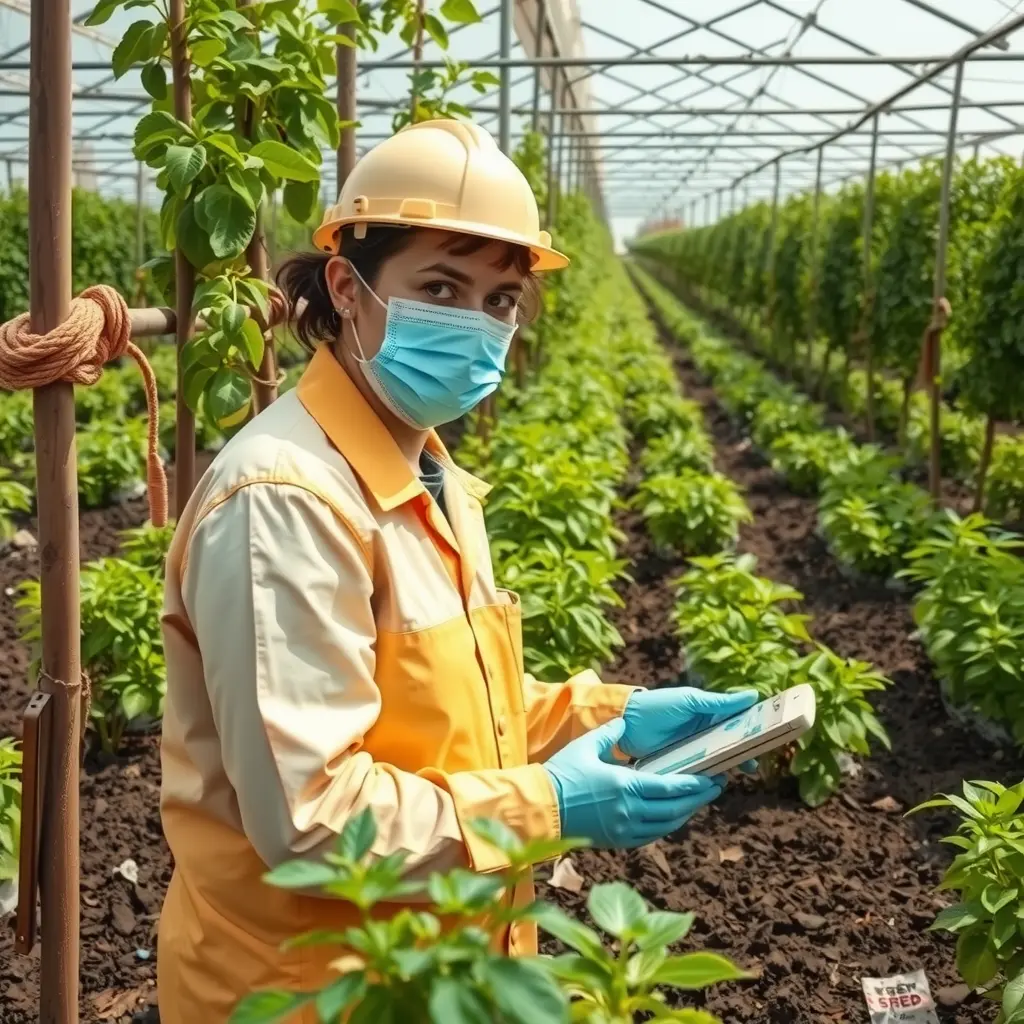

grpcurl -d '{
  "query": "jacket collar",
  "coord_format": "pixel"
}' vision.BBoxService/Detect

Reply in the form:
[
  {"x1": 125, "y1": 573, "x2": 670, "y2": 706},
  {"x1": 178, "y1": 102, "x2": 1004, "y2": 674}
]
[{"x1": 296, "y1": 347, "x2": 491, "y2": 511}]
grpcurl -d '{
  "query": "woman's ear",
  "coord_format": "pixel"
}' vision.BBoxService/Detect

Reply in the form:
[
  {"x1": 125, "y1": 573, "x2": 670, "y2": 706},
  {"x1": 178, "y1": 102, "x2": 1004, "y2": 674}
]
[{"x1": 324, "y1": 256, "x2": 359, "y2": 314}]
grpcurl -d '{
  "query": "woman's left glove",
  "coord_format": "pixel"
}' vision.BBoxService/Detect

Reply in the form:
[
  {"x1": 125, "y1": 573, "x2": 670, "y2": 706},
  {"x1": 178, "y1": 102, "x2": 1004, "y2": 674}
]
[{"x1": 620, "y1": 687, "x2": 759, "y2": 760}]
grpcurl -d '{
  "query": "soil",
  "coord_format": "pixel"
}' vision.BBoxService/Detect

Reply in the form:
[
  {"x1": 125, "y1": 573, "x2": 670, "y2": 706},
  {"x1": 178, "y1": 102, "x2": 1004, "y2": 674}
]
[
  {"x1": 1, "y1": 335, "x2": 1020, "y2": 1022},
  {"x1": 536, "y1": 328, "x2": 1024, "y2": 1023}
]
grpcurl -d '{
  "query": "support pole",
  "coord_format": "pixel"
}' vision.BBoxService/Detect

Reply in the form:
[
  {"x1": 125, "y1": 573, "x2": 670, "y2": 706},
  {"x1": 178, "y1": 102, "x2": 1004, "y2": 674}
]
[
  {"x1": 409, "y1": 0, "x2": 425, "y2": 120},
  {"x1": 134, "y1": 161, "x2": 145, "y2": 303},
  {"x1": 30, "y1": 1, "x2": 80, "y2": 1021},
  {"x1": 767, "y1": 158, "x2": 781, "y2": 343},
  {"x1": 861, "y1": 114, "x2": 880, "y2": 440},
  {"x1": 556, "y1": 78, "x2": 568, "y2": 196},
  {"x1": 716, "y1": 189, "x2": 723, "y2": 222},
  {"x1": 530, "y1": 0, "x2": 546, "y2": 133},
  {"x1": 498, "y1": 0, "x2": 513, "y2": 154},
  {"x1": 544, "y1": 49, "x2": 557, "y2": 228},
  {"x1": 805, "y1": 145, "x2": 825, "y2": 386},
  {"x1": 730, "y1": 184, "x2": 736, "y2": 214},
  {"x1": 928, "y1": 60, "x2": 965, "y2": 500},
  {"x1": 336, "y1": 24, "x2": 358, "y2": 189},
  {"x1": 704, "y1": 192, "x2": 711, "y2": 226},
  {"x1": 171, "y1": 0, "x2": 195, "y2": 515},
  {"x1": 4, "y1": 157, "x2": 12, "y2": 191}
]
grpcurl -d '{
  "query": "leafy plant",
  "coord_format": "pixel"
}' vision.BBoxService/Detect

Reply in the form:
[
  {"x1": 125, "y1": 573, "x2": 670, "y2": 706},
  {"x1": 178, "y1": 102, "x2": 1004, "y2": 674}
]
[
  {"x1": 232, "y1": 809, "x2": 746, "y2": 1024},
  {"x1": 768, "y1": 428, "x2": 857, "y2": 496},
  {"x1": 0, "y1": 391, "x2": 34, "y2": 468},
  {"x1": 19, "y1": 555, "x2": 166, "y2": 754},
  {"x1": 819, "y1": 453, "x2": 936, "y2": 577},
  {"x1": 635, "y1": 470, "x2": 750, "y2": 556},
  {"x1": 0, "y1": 738, "x2": 21, "y2": 883},
  {"x1": 0, "y1": 467, "x2": 31, "y2": 542},
  {"x1": 987, "y1": 437, "x2": 1024, "y2": 524},
  {"x1": 76, "y1": 417, "x2": 150, "y2": 507},
  {"x1": 640, "y1": 426, "x2": 714, "y2": 478},
  {"x1": 789, "y1": 646, "x2": 890, "y2": 807},
  {"x1": 901, "y1": 512, "x2": 1024, "y2": 742},
  {"x1": 120, "y1": 521, "x2": 177, "y2": 574},
  {"x1": 910, "y1": 779, "x2": 1024, "y2": 1015},
  {"x1": 750, "y1": 394, "x2": 824, "y2": 451}
]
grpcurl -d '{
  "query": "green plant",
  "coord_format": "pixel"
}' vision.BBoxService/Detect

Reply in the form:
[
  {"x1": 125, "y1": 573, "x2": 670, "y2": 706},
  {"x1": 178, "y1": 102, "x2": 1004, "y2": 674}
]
[
  {"x1": 750, "y1": 394, "x2": 824, "y2": 450},
  {"x1": 120, "y1": 521, "x2": 177, "y2": 574},
  {"x1": 497, "y1": 547, "x2": 627, "y2": 680},
  {"x1": 987, "y1": 437, "x2": 1024, "y2": 524},
  {"x1": 0, "y1": 738, "x2": 21, "y2": 883},
  {"x1": 901, "y1": 512, "x2": 1024, "y2": 742},
  {"x1": 75, "y1": 370, "x2": 133, "y2": 424},
  {"x1": 0, "y1": 391, "x2": 34, "y2": 468},
  {"x1": 635, "y1": 470, "x2": 751, "y2": 556},
  {"x1": 232, "y1": 809, "x2": 746, "y2": 1024},
  {"x1": 789, "y1": 646, "x2": 890, "y2": 807},
  {"x1": 628, "y1": 393, "x2": 704, "y2": 444},
  {"x1": 768, "y1": 428, "x2": 857, "y2": 496},
  {"x1": 639, "y1": 426, "x2": 714, "y2": 478},
  {"x1": 0, "y1": 467, "x2": 32, "y2": 541},
  {"x1": 819, "y1": 453, "x2": 936, "y2": 577},
  {"x1": 76, "y1": 417, "x2": 150, "y2": 507},
  {"x1": 19, "y1": 556, "x2": 166, "y2": 753},
  {"x1": 910, "y1": 779, "x2": 1024, "y2": 1017}
]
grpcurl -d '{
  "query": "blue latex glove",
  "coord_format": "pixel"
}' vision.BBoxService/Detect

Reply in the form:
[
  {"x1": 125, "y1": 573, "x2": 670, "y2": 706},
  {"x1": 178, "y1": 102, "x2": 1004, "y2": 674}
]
[
  {"x1": 620, "y1": 687, "x2": 760, "y2": 761},
  {"x1": 543, "y1": 718, "x2": 725, "y2": 849}
]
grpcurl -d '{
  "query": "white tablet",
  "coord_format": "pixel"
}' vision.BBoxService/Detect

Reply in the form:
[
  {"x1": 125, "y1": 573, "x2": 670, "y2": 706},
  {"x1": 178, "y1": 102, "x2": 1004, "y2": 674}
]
[{"x1": 633, "y1": 684, "x2": 817, "y2": 777}]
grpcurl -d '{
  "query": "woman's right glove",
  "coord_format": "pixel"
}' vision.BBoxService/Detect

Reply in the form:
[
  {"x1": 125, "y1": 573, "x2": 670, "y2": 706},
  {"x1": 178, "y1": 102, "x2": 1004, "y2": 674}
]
[{"x1": 542, "y1": 717, "x2": 724, "y2": 850}]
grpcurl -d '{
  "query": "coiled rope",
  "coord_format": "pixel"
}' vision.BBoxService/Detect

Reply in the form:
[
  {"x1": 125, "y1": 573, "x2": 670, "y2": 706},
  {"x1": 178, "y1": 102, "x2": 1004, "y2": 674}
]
[{"x1": 0, "y1": 284, "x2": 168, "y2": 527}]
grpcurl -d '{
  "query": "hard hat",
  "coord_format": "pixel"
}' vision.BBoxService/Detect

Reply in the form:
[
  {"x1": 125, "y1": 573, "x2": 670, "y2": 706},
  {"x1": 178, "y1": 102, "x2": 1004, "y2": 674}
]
[{"x1": 312, "y1": 119, "x2": 569, "y2": 272}]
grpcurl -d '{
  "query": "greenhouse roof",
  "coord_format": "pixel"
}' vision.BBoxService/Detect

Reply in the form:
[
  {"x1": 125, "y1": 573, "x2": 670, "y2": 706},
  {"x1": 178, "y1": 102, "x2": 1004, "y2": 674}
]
[{"x1": 1, "y1": 0, "x2": 1024, "y2": 246}]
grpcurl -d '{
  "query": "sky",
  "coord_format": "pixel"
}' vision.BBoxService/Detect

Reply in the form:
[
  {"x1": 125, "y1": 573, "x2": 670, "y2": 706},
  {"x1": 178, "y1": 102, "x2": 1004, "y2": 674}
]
[{"x1": 1, "y1": 0, "x2": 1023, "y2": 251}]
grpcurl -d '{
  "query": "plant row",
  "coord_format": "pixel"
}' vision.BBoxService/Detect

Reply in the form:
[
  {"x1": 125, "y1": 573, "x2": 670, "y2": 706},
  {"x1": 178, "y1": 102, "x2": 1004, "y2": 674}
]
[
  {"x1": 633, "y1": 264, "x2": 1024, "y2": 750},
  {"x1": 623, "y1": 271, "x2": 892, "y2": 807},
  {"x1": 631, "y1": 156, "x2": 1024, "y2": 513}
]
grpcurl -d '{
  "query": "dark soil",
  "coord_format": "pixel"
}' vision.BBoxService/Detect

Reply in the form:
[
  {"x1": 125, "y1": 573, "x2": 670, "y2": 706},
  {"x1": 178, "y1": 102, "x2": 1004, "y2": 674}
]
[{"x1": 537, "y1": 334, "x2": 1024, "y2": 1023}]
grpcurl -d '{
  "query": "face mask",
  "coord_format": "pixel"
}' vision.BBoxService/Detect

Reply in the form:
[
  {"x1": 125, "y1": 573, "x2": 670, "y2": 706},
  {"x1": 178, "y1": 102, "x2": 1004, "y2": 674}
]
[{"x1": 343, "y1": 263, "x2": 518, "y2": 430}]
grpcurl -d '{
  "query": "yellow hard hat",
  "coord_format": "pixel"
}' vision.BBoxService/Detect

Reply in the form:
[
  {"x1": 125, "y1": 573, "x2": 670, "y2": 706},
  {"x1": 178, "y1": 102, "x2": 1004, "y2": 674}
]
[{"x1": 312, "y1": 119, "x2": 569, "y2": 272}]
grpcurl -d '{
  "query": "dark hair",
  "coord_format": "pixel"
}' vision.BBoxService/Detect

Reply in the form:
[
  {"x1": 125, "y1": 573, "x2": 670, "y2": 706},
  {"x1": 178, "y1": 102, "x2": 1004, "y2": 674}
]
[{"x1": 276, "y1": 225, "x2": 540, "y2": 354}]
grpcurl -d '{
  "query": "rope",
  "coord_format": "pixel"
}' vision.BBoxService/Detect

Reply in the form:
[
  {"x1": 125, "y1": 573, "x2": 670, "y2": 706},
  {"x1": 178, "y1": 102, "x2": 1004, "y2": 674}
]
[{"x1": 0, "y1": 285, "x2": 168, "y2": 528}]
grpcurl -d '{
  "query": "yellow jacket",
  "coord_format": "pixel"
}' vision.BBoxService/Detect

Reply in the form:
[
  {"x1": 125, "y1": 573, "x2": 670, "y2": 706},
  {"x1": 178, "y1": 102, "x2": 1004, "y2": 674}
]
[{"x1": 157, "y1": 347, "x2": 634, "y2": 1023}]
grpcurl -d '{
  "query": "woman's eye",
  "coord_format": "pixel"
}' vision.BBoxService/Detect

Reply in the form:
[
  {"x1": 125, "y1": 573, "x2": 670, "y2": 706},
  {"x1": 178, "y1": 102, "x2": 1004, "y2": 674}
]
[
  {"x1": 424, "y1": 281, "x2": 455, "y2": 300},
  {"x1": 487, "y1": 293, "x2": 517, "y2": 311}
]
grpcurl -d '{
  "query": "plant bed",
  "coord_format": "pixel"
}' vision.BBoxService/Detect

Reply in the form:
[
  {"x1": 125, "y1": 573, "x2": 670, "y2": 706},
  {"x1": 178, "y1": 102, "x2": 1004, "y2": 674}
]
[{"x1": 535, "y1": 336, "x2": 1024, "y2": 1024}]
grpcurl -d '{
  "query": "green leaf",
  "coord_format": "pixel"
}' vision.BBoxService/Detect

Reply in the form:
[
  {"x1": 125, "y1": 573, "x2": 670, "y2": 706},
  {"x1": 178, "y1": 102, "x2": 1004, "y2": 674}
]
[
  {"x1": 587, "y1": 882, "x2": 648, "y2": 939},
  {"x1": 228, "y1": 990, "x2": 314, "y2": 1024},
  {"x1": 191, "y1": 38, "x2": 226, "y2": 68},
  {"x1": 249, "y1": 141, "x2": 319, "y2": 183},
  {"x1": 1004, "y1": 971, "x2": 1024, "y2": 1017},
  {"x1": 112, "y1": 19, "x2": 153, "y2": 78},
  {"x1": 930, "y1": 902, "x2": 985, "y2": 933},
  {"x1": 468, "y1": 817, "x2": 522, "y2": 857},
  {"x1": 282, "y1": 181, "x2": 318, "y2": 224},
  {"x1": 182, "y1": 363, "x2": 214, "y2": 414},
  {"x1": 956, "y1": 929, "x2": 999, "y2": 989},
  {"x1": 423, "y1": 13, "x2": 450, "y2": 50},
  {"x1": 318, "y1": 0, "x2": 361, "y2": 23},
  {"x1": 205, "y1": 368, "x2": 253, "y2": 428},
  {"x1": 314, "y1": 972, "x2": 367, "y2": 1021},
  {"x1": 175, "y1": 200, "x2": 218, "y2": 273},
  {"x1": 85, "y1": 0, "x2": 123, "y2": 26},
  {"x1": 533, "y1": 903, "x2": 607, "y2": 961},
  {"x1": 263, "y1": 858, "x2": 338, "y2": 891},
  {"x1": 240, "y1": 319, "x2": 266, "y2": 370},
  {"x1": 165, "y1": 144, "x2": 207, "y2": 193},
  {"x1": 650, "y1": 951, "x2": 750, "y2": 990},
  {"x1": 428, "y1": 977, "x2": 493, "y2": 1024},
  {"x1": 440, "y1": 0, "x2": 482, "y2": 23},
  {"x1": 481, "y1": 957, "x2": 568, "y2": 1024},
  {"x1": 194, "y1": 185, "x2": 256, "y2": 260},
  {"x1": 337, "y1": 807, "x2": 376, "y2": 862},
  {"x1": 222, "y1": 302, "x2": 247, "y2": 339},
  {"x1": 141, "y1": 61, "x2": 167, "y2": 100},
  {"x1": 635, "y1": 910, "x2": 696, "y2": 951}
]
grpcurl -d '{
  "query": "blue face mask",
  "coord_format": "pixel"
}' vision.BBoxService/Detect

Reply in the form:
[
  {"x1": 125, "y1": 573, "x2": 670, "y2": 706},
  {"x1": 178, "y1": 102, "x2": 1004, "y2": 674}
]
[{"x1": 346, "y1": 264, "x2": 518, "y2": 430}]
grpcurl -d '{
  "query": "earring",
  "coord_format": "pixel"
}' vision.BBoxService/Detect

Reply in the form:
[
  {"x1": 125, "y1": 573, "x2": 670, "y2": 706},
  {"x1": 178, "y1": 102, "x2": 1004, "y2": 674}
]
[{"x1": 339, "y1": 307, "x2": 352, "y2": 319}]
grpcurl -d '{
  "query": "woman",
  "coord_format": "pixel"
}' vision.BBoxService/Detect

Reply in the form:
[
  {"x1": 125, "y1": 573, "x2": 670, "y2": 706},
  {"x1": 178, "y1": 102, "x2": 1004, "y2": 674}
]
[{"x1": 157, "y1": 119, "x2": 755, "y2": 1021}]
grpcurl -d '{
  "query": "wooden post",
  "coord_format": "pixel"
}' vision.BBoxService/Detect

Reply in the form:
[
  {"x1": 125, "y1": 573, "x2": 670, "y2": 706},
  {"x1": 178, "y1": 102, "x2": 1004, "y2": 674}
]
[
  {"x1": 805, "y1": 145, "x2": 825, "y2": 387},
  {"x1": 336, "y1": 25, "x2": 358, "y2": 188},
  {"x1": 134, "y1": 161, "x2": 146, "y2": 304},
  {"x1": 171, "y1": 0, "x2": 196, "y2": 515},
  {"x1": 928, "y1": 60, "x2": 965, "y2": 500},
  {"x1": 861, "y1": 114, "x2": 880, "y2": 441},
  {"x1": 410, "y1": 0, "x2": 425, "y2": 120},
  {"x1": 29, "y1": 2, "x2": 81, "y2": 1021}
]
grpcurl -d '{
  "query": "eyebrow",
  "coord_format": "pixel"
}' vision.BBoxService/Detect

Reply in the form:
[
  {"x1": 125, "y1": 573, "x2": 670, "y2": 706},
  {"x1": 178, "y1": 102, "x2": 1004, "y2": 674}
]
[{"x1": 418, "y1": 262, "x2": 523, "y2": 293}]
